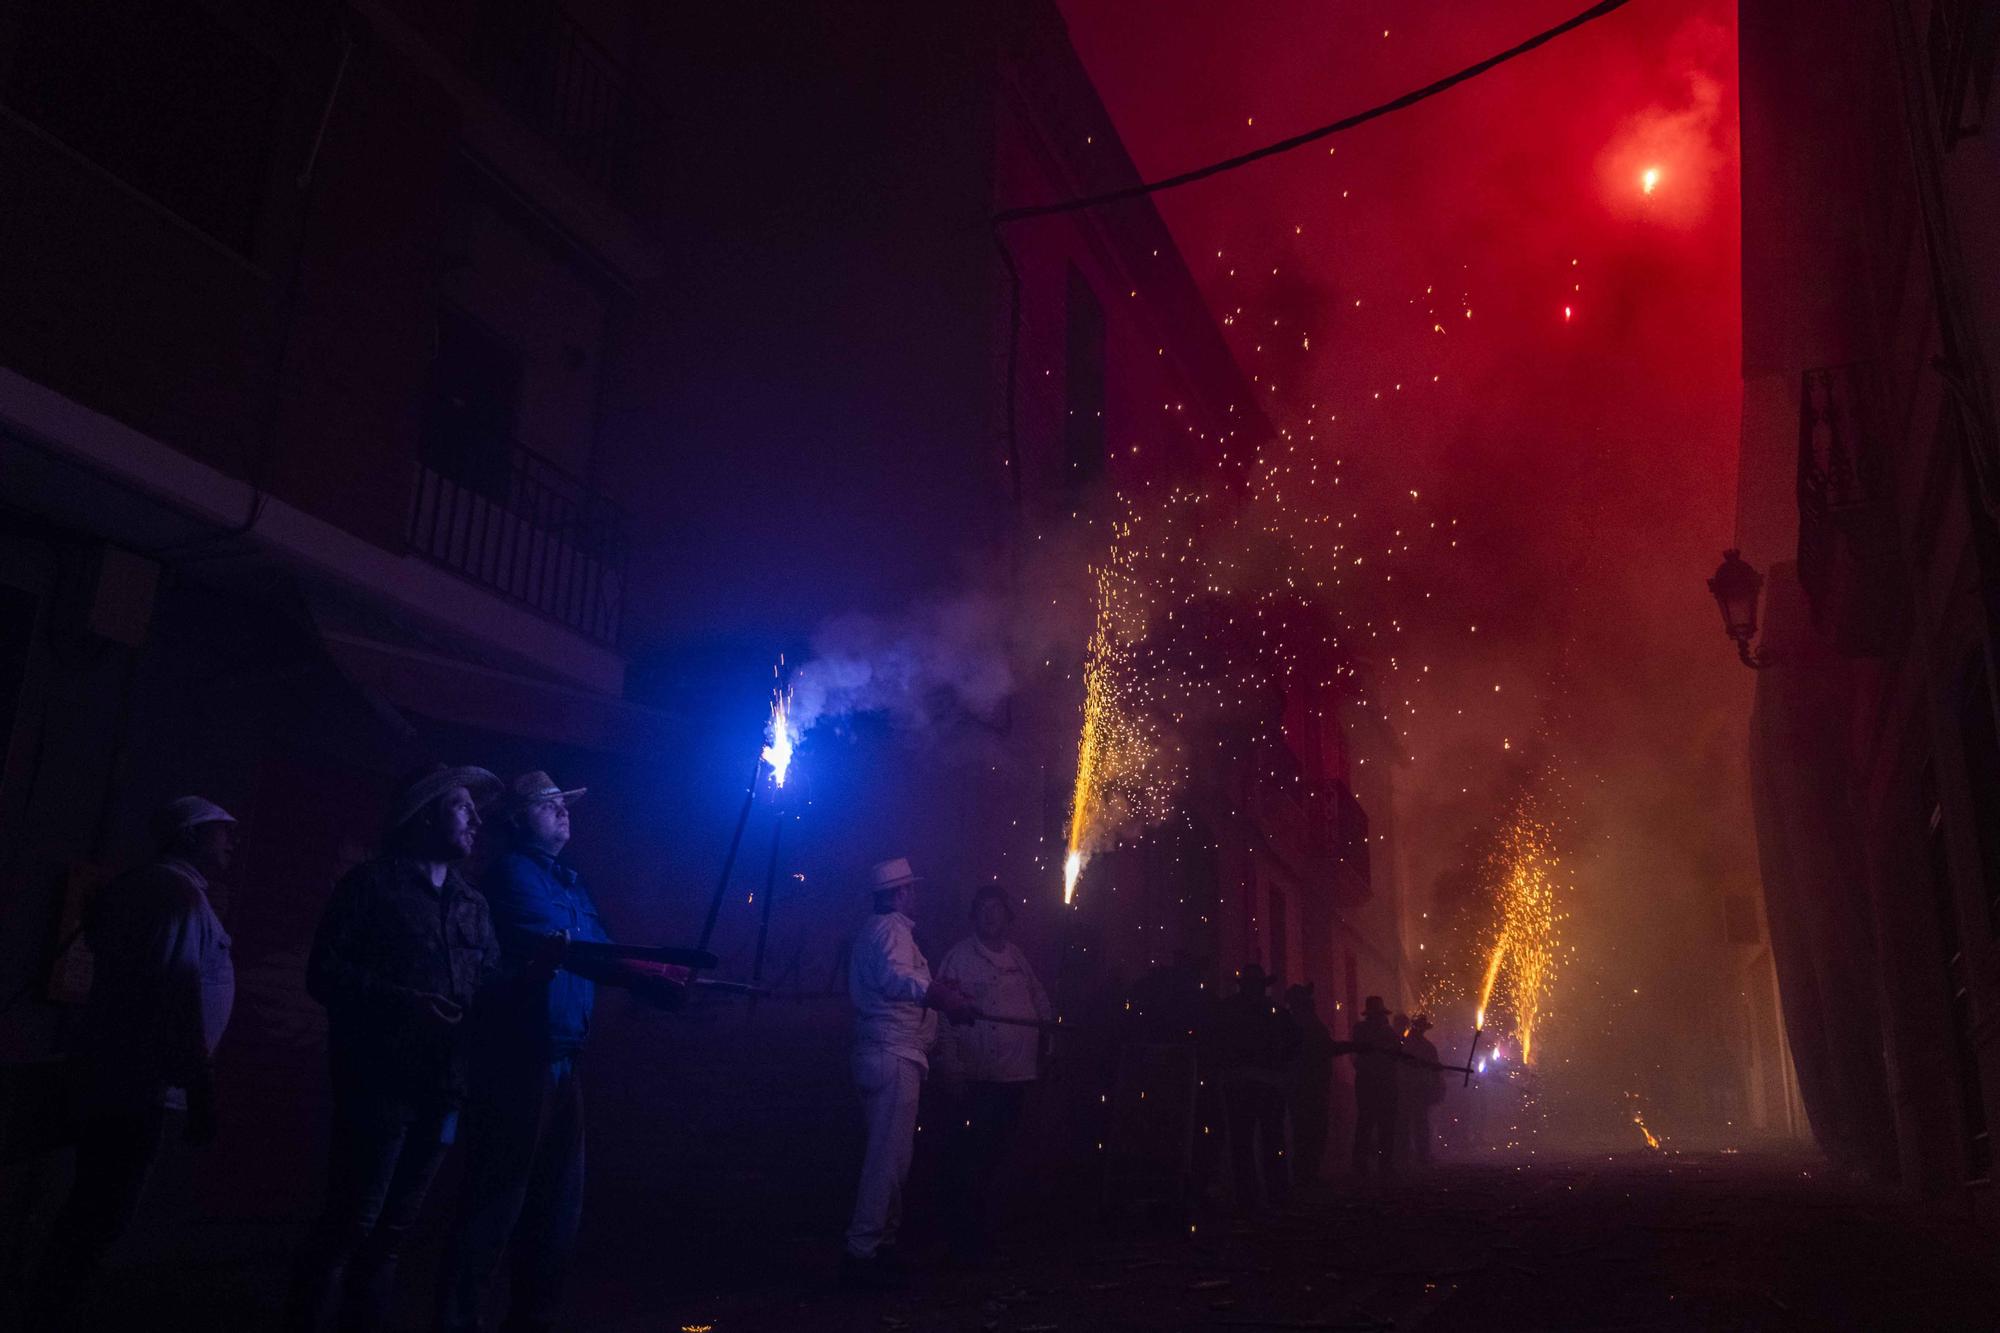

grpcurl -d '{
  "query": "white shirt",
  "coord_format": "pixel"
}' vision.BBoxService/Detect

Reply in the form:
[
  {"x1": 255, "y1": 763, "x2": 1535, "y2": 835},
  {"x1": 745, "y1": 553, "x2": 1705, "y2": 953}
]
[
  {"x1": 168, "y1": 858, "x2": 237, "y2": 1062},
  {"x1": 933, "y1": 936, "x2": 1051, "y2": 1083},
  {"x1": 848, "y1": 911, "x2": 937, "y2": 1067}
]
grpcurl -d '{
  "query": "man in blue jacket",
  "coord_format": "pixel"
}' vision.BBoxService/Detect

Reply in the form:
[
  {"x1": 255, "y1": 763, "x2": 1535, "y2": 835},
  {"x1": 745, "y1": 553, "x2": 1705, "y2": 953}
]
[{"x1": 438, "y1": 770, "x2": 681, "y2": 1333}]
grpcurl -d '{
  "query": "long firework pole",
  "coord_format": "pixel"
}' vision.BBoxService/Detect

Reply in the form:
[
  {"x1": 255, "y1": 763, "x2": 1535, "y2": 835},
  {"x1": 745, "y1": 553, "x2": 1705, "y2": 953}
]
[
  {"x1": 1463, "y1": 1025, "x2": 1483, "y2": 1087},
  {"x1": 748, "y1": 812, "x2": 784, "y2": 1015},
  {"x1": 699, "y1": 752, "x2": 763, "y2": 951}
]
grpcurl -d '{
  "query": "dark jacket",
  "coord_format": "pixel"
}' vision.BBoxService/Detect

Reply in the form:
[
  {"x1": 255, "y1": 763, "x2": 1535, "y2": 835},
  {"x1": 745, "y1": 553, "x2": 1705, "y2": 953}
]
[
  {"x1": 1350, "y1": 1013, "x2": 1400, "y2": 1098},
  {"x1": 306, "y1": 856, "x2": 500, "y2": 1110},
  {"x1": 481, "y1": 848, "x2": 611, "y2": 1057},
  {"x1": 1214, "y1": 990, "x2": 1301, "y2": 1080}
]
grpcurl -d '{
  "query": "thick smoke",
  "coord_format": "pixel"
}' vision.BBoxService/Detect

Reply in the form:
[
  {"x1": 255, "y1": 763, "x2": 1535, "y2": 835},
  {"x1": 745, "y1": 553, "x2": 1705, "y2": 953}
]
[{"x1": 787, "y1": 592, "x2": 1018, "y2": 736}]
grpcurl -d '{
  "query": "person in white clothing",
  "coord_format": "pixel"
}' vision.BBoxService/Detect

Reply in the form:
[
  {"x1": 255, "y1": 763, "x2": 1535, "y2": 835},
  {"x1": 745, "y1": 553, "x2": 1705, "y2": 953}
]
[
  {"x1": 29, "y1": 795, "x2": 240, "y2": 1325},
  {"x1": 842, "y1": 857, "x2": 970, "y2": 1290},
  {"x1": 932, "y1": 884, "x2": 1051, "y2": 1263}
]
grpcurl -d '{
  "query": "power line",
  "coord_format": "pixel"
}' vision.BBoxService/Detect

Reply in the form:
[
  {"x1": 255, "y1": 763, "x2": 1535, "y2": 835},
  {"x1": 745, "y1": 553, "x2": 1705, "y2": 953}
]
[{"x1": 994, "y1": 0, "x2": 1639, "y2": 225}]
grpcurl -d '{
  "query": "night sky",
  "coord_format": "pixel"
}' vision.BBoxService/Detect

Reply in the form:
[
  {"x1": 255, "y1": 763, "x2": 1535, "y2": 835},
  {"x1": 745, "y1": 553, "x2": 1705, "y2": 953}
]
[{"x1": 1059, "y1": 0, "x2": 1752, "y2": 1134}]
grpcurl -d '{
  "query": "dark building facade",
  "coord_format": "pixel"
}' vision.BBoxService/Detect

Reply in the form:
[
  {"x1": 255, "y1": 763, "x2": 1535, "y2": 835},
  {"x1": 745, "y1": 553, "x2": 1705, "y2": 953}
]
[
  {"x1": 1735, "y1": 0, "x2": 2000, "y2": 1198},
  {"x1": 0, "y1": 0, "x2": 1411, "y2": 1288}
]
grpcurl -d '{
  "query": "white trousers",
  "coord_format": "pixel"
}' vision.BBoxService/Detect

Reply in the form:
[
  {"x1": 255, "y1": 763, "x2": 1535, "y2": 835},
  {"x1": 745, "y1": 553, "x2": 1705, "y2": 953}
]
[{"x1": 845, "y1": 1046, "x2": 923, "y2": 1258}]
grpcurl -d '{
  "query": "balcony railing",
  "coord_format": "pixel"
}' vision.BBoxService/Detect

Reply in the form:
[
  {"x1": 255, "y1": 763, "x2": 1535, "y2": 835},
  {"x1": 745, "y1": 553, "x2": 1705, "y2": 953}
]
[
  {"x1": 408, "y1": 431, "x2": 628, "y2": 647},
  {"x1": 1929, "y1": 0, "x2": 1998, "y2": 149},
  {"x1": 468, "y1": 1, "x2": 632, "y2": 196},
  {"x1": 1796, "y1": 363, "x2": 1896, "y2": 655},
  {"x1": 1307, "y1": 780, "x2": 1371, "y2": 895}
]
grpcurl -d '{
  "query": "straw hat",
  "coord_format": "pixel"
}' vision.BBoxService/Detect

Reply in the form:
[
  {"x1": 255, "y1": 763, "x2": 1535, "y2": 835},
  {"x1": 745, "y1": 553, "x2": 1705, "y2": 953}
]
[
  {"x1": 153, "y1": 796, "x2": 236, "y2": 847},
  {"x1": 506, "y1": 770, "x2": 588, "y2": 814},
  {"x1": 390, "y1": 764, "x2": 503, "y2": 831},
  {"x1": 869, "y1": 857, "x2": 921, "y2": 892}
]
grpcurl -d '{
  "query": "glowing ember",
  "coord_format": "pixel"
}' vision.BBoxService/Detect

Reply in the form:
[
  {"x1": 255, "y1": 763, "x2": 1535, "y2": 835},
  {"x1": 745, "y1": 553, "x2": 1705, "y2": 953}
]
[
  {"x1": 760, "y1": 689, "x2": 795, "y2": 786},
  {"x1": 1634, "y1": 1111, "x2": 1661, "y2": 1150},
  {"x1": 1641, "y1": 165, "x2": 1661, "y2": 195}
]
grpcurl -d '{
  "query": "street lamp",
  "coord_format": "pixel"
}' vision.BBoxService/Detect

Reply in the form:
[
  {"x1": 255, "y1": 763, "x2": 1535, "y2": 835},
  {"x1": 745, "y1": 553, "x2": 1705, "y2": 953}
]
[{"x1": 1707, "y1": 549, "x2": 1773, "y2": 669}]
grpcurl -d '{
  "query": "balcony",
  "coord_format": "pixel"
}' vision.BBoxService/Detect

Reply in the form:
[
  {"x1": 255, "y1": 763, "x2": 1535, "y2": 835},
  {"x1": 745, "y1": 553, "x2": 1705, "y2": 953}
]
[
  {"x1": 407, "y1": 426, "x2": 628, "y2": 648},
  {"x1": 1929, "y1": 0, "x2": 1998, "y2": 149},
  {"x1": 467, "y1": 1, "x2": 632, "y2": 198},
  {"x1": 1308, "y1": 780, "x2": 1371, "y2": 900},
  {"x1": 1796, "y1": 363, "x2": 1897, "y2": 655}
]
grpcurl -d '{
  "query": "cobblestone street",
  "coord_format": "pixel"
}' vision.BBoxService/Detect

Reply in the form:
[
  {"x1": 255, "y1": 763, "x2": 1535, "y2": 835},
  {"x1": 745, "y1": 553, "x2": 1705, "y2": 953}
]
[{"x1": 619, "y1": 1151, "x2": 1998, "y2": 1333}]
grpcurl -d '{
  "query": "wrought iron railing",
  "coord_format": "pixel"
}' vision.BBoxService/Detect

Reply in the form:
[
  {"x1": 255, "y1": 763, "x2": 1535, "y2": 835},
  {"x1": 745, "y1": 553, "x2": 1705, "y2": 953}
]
[
  {"x1": 1796, "y1": 362, "x2": 1897, "y2": 653},
  {"x1": 468, "y1": 0, "x2": 632, "y2": 195},
  {"x1": 408, "y1": 429, "x2": 628, "y2": 647},
  {"x1": 1307, "y1": 781, "x2": 1370, "y2": 883},
  {"x1": 1797, "y1": 363, "x2": 1871, "y2": 605},
  {"x1": 1929, "y1": 0, "x2": 1998, "y2": 148}
]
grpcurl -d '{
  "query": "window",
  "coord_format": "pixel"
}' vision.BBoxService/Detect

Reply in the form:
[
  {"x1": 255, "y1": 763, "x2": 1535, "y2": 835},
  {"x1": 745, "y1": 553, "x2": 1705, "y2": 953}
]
[
  {"x1": 1063, "y1": 266, "x2": 1106, "y2": 485},
  {"x1": 1957, "y1": 653, "x2": 2000, "y2": 936},
  {"x1": 0, "y1": 584, "x2": 36, "y2": 784},
  {"x1": 1930, "y1": 0, "x2": 1999, "y2": 149},
  {"x1": 1, "y1": 0, "x2": 280, "y2": 256},
  {"x1": 1926, "y1": 765, "x2": 1991, "y2": 1184},
  {"x1": 423, "y1": 307, "x2": 523, "y2": 502},
  {"x1": 1268, "y1": 887, "x2": 1288, "y2": 986}
]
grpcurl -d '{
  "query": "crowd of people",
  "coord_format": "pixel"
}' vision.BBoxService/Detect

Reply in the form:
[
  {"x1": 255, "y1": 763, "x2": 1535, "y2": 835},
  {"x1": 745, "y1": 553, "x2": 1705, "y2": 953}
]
[
  {"x1": 26, "y1": 764, "x2": 685, "y2": 1332},
  {"x1": 20, "y1": 765, "x2": 1455, "y2": 1325},
  {"x1": 1122, "y1": 953, "x2": 1453, "y2": 1214}
]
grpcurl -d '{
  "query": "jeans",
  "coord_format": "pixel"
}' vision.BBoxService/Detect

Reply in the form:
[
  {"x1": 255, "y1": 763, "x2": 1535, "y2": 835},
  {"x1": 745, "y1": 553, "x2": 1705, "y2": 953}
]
[
  {"x1": 1290, "y1": 1092, "x2": 1330, "y2": 1185},
  {"x1": 846, "y1": 1046, "x2": 922, "y2": 1259},
  {"x1": 287, "y1": 1096, "x2": 454, "y2": 1332},
  {"x1": 1223, "y1": 1079, "x2": 1289, "y2": 1210},
  {"x1": 437, "y1": 1055, "x2": 585, "y2": 1332},
  {"x1": 938, "y1": 1080, "x2": 1028, "y2": 1257},
  {"x1": 1352, "y1": 1085, "x2": 1398, "y2": 1177},
  {"x1": 1403, "y1": 1101, "x2": 1434, "y2": 1166},
  {"x1": 25, "y1": 1103, "x2": 169, "y2": 1327}
]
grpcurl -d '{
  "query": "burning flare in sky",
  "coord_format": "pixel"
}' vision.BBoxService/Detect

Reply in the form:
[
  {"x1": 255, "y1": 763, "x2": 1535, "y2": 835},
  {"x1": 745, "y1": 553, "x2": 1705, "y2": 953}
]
[
  {"x1": 1641, "y1": 165, "x2": 1661, "y2": 195},
  {"x1": 761, "y1": 688, "x2": 795, "y2": 786}
]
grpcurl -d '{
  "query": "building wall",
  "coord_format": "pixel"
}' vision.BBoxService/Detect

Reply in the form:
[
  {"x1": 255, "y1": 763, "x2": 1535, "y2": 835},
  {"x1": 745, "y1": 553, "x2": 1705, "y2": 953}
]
[{"x1": 1737, "y1": 0, "x2": 2000, "y2": 1195}]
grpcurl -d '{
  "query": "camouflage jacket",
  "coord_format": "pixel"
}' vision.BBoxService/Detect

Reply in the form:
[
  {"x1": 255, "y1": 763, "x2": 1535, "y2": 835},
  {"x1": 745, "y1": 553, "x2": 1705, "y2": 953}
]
[{"x1": 306, "y1": 856, "x2": 500, "y2": 1110}]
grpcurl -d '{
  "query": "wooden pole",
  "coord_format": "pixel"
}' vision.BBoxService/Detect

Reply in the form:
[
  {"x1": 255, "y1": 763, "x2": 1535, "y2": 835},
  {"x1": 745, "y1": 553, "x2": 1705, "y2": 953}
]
[
  {"x1": 698, "y1": 752, "x2": 763, "y2": 950},
  {"x1": 749, "y1": 814, "x2": 784, "y2": 1011}
]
